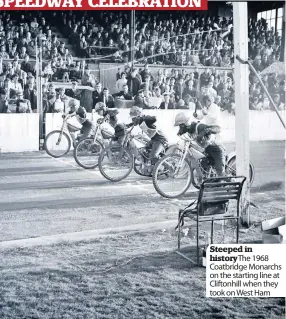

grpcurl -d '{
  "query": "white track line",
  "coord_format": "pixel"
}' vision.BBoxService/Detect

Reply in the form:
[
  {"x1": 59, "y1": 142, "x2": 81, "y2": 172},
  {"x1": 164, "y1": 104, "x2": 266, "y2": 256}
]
[
  {"x1": 46, "y1": 154, "x2": 197, "y2": 195},
  {"x1": 48, "y1": 155, "x2": 155, "y2": 192},
  {"x1": 49, "y1": 155, "x2": 102, "y2": 176}
]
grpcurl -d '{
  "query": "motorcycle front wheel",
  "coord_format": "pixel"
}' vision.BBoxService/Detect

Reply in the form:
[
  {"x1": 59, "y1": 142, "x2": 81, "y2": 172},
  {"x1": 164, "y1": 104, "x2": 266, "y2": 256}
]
[
  {"x1": 152, "y1": 154, "x2": 192, "y2": 198},
  {"x1": 44, "y1": 130, "x2": 71, "y2": 158},
  {"x1": 98, "y1": 145, "x2": 134, "y2": 182},
  {"x1": 73, "y1": 137, "x2": 103, "y2": 169}
]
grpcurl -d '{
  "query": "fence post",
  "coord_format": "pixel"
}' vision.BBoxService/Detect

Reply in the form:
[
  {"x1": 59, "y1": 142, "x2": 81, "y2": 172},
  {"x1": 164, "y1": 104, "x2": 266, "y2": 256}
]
[
  {"x1": 233, "y1": 2, "x2": 250, "y2": 227},
  {"x1": 36, "y1": 39, "x2": 44, "y2": 150}
]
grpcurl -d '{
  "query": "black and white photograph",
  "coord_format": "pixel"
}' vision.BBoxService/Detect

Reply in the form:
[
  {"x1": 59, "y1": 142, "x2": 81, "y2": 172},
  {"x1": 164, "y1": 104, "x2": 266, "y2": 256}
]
[{"x1": 0, "y1": 2, "x2": 285, "y2": 318}]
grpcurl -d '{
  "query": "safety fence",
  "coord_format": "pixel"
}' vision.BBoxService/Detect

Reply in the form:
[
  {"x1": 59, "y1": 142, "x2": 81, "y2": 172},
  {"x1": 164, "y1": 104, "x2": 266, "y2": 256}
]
[{"x1": 0, "y1": 110, "x2": 284, "y2": 153}]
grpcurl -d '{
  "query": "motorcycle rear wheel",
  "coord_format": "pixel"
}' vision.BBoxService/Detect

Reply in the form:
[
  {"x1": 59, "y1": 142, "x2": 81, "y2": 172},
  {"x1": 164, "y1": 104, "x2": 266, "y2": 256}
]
[
  {"x1": 191, "y1": 156, "x2": 255, "y2": 189},
  {"x1": 226, "y1": 156, "x2": 255, "y2": 186}
]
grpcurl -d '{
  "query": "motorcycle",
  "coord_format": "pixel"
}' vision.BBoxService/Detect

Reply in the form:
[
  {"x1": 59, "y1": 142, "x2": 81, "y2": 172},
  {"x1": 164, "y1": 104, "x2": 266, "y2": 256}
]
[
  {"x1": 97, "y1": 125, "x2": 177, "y2": 182},
  {"x1": 152, "y1": 134, "x2": 255, "y2": 198}
]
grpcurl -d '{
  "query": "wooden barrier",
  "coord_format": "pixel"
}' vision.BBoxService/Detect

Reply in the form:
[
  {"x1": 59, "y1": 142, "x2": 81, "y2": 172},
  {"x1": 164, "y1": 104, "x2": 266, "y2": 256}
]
[
  {"x1": 0, "y1": 114, "x2": 39, "y2": 152},
  {"x1": 0, "y1": 110, "x2": 284, "y2": 153},
  {"x1": 45, "y1": 110, "x2": 285, "y2": 146}
]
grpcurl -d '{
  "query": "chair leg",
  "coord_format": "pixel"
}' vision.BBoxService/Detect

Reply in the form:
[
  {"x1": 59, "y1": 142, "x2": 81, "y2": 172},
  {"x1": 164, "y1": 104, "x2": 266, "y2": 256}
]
[
  {"x1": 211, "y1": 220, "x2": 214, "y2": 244},
  {"x1": 178, "y1": 223, "x2": 181, "y2": 250},
  {"x1": 236, "y1": 217, "x2": 239, "y2": 243},
  {"x1": 196, "y1": 219, "x2": 199, "y2": 266}
]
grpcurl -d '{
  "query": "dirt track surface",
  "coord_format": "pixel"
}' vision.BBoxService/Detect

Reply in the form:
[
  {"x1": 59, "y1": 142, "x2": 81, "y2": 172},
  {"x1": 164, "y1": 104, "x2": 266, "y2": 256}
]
[{"x1": 0, "y1": 141, "x2": 284, "y2": 242}]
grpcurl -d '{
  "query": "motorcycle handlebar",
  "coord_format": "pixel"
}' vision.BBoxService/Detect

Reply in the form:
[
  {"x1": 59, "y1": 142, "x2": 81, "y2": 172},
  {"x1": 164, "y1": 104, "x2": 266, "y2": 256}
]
[
  {"x1": 62, "y1": 114, "x2": 72, "y2": 119},
  {"x1": 97, "y1": 118, "x2": 104, "y2": 124},
  {"x1": 179, "y1": 133, "x2": 192, "y2": 142},
  {"x1": 126, "y1": 125, "x2": 135, "y2": 132}
]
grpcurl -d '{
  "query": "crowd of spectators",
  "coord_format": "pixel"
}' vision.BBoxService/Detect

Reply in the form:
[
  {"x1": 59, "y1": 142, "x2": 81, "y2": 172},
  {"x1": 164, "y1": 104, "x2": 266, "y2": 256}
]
[
  {"x1": 0, "y1": 11, "x2": 284, "y2": 114},
  {"x1": 39, "y1": 63, "x2": 286, "y2": 113},
  {"x1": 0, "y1": 11, "x2": 96, "y2": 113},
  {"x1": 61, "y1": 11, "x2": 283, "y2": 69},
  {"x1": 112, "y1": 64, "x2": 285, "y2": 112}
]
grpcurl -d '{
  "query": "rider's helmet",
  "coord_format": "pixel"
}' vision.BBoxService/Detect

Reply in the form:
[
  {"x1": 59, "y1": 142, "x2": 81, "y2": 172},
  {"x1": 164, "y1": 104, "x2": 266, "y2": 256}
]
[
  {"x1": 95, "y1": 102, "x2": 107, "y2": 112},
  {"x1": 202, "y1": 94, "x2": 214, "y2": 106},
  {"x1": 174, "y1": 112, "x2": 189, "y2": 126},
  {"x1": 68, "y1": 99, "x2": 79, "y2": 112},
  {"x1": 129, "y1": 106, "x2": 143, "y2": 118}
]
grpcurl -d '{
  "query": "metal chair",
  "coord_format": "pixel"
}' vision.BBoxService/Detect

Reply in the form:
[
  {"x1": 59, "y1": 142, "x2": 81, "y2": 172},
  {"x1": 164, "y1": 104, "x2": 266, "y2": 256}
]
[{"x1": 176, "y1": 176, "x2": 246, "y2": 266}]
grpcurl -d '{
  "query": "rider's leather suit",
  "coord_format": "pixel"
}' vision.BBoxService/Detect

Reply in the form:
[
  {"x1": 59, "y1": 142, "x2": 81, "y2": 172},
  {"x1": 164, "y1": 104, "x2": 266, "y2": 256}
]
[{"x1": 177, "y1": 122, "x2": 226, "y2": 176}]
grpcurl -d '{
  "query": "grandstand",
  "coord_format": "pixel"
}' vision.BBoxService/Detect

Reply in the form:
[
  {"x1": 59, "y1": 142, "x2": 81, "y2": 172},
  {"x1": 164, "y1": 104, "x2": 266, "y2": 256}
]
[{"x1": 0, "y1": 3, "x2": 285, "y2": 114}]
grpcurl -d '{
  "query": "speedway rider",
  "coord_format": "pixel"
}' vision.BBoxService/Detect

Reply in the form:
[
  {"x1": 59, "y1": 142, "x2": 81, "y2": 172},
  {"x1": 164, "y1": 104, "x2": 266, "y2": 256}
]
[
  {"x1": 68, "y1": 99, "x2": 94, "y2": 147},
  {"x1": 174, "y1": 94, "x2": 225, "y2": 176},
  {"x1": 94, "y1": 102, "x2": 126, "y2": 144},
  {"x1": 128, "y1": 106, "x2": 168, "y2": 166}
]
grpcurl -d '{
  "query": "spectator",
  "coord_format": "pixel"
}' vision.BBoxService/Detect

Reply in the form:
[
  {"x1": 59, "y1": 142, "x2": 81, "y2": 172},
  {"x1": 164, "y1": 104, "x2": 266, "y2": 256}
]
[
  {"x1": 115, "y1": 72, "x2": 128, "y2": 92},
  {"x1": 183, "y1": 94, "x2": 196, "y2": 112},
  {"x1": 142, "y1": 84, "x2": 152, "y2": 99},
  {"x1": 176, "y1": 99, "x2": 187, "y2": 109},
  {"x1": 57, "y1": 88, "x2": 69, "y2": 103},
  {"x1": 159, "y1": 93, "x2": 175, "y2": 109},
  {"x1": 127, "y1": 68, "x2": 141, "y2": 96},
  {"x1": 66, "y1": 79, "x2": 81, "y2": 100},
  {"x1": 69, "y1": 64, "x2": 82, "y2": 81},
  {"x1": 114, "y1": 84, "x2": 133, "y2": 100},
  {"x1": 279, "y1": 80, "x2": 285, "y2": 103},
  {"x1": 200, "y1": 68, "x2": 211, "y2": 87},
  {"x1": 0, "y1": 45, "x2": 9, "y2": 59},
  {"x1": 175, "y1": 77, "x2": 186, "y2": 102},
  {"x1": 152, "y1": 87, "x2": 163, "y2": 102},
  {"x1": 0, "y1": 89, "x2": 9, "y2": 113},
  {"x1": 93, "y1": 82, "x2": 103, "y2": 105},
  {"x1": 43, "y1": 90, "x2": 58, "y2": 113},
  {"x1": 134, "y1": 89, "x2": 151, "y2": 109},
  {"x1": 97, "y1": 87, "x2": 115, "y2": 108},
  {"x1": 141, "y1": 74, "x2": 153, "y2": 92},
  {"x1": 82, "y1": 68, "x2": 97, "y2": 88},
  {"x1": 9, "y1": 74, "x2": 23, "y2": 97},
  {"x1": 21, "y1": 55, "x2": 34, "y2": 75},
  {"x1": 183, "y1": 80, "x2": 197, "y2": 99},
  {"x1": 273, "y1": 93, "x2": 285, "y2": 110},
  {"x1": 206, "y1": 81, "x2": 218, "y2": 99},
  {"x1": 23, "y1": 81, "x2": 37, "y2": 112},
  {"x1": 140, "y1": 64, "x2": 153, "y2": 82},
  {"x1": 15, "y1": 92, "x2": 32, "y2": 113}
]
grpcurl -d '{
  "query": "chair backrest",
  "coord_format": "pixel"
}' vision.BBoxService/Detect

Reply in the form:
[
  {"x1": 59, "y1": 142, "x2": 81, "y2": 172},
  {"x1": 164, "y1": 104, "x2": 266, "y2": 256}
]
[{"x1": 198, "y1": 176, "x2": 246, "y2": 204}]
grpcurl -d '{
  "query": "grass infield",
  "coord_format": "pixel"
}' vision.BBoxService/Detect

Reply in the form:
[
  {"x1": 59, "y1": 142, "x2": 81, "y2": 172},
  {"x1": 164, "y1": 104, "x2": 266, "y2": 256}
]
[{"x1": 0, "y1": 187, "x2": 285, "y2": 319}]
